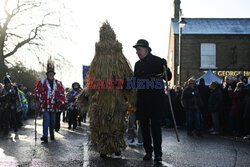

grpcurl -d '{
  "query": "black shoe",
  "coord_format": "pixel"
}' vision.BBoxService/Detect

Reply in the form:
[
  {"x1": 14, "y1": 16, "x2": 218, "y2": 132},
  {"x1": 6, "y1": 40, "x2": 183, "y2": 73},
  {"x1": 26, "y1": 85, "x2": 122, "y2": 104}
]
[
  {"x1": 154, "y1": 156, "x2": 162, "y2": 162},
  {"x1": 68, "y1": 126, "x2": 71, "y2": 129},
  {"x1": 55, "y1": 129, "x2": 59, "y2": 132},
  {"x1": 14, "y1": 128, "x2": 18, "y2": 132},
  {"x1": 100, "y1": 154, "x2": 107, "y2": 158},
  {"x1": 143, "y1": 153, "x2": 152, "y2": 161},
  {"x1": 196, "y1": 132, "x2": 203, "y2": 137},
  {"x1": 50, "y1": 136, "x2": 55, "y2": 140},
  {"x1": 115, "y1": 152, "x2": 121, "y2": 156},
  {"x1": 41, "y1": 136, "x2": 48, "y2": 143}
]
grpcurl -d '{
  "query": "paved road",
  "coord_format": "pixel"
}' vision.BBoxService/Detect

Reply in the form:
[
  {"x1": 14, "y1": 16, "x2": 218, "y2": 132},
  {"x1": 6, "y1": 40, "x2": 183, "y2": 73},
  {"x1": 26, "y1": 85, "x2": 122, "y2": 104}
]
[{"x1": 0, "y1": 118, "x2": 250, "y2": 167}]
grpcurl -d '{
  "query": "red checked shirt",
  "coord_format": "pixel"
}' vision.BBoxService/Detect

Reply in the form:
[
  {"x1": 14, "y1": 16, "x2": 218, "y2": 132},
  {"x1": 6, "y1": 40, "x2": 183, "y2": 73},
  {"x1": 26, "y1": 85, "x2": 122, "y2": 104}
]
[{"x1": 34, "y1": 79, "x2": 65, "y2": 112}]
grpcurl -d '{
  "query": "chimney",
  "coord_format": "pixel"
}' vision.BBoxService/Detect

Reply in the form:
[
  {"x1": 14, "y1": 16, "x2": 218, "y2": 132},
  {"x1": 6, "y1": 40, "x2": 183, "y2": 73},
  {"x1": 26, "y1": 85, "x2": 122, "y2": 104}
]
[{"x1": 173, "y1": 0, "x2": 181, "y2": 19}]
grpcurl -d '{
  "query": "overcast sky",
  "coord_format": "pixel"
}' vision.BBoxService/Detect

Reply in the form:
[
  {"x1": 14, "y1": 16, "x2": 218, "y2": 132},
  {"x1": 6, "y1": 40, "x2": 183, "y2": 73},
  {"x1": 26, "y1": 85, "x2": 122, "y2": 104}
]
[
  {"x1": 56, "y1": 0, "x2": 250, "y2": 87},
  {"x1": 2, "y1": 0, "x2": 250, "y2": 87}
]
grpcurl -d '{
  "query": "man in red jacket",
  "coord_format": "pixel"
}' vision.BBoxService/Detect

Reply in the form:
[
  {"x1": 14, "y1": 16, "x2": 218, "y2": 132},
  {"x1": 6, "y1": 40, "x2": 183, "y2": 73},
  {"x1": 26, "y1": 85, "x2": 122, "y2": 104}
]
[{"x1": 34, "y1": 58, "x2": 65, "y2": 143}]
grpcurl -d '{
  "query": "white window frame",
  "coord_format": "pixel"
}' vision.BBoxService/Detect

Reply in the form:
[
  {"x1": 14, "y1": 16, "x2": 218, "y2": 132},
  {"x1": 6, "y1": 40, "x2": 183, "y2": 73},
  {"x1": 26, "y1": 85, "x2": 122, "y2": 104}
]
[{"x1": 200, "y1": 43, "x2": 217, "y2": 69}]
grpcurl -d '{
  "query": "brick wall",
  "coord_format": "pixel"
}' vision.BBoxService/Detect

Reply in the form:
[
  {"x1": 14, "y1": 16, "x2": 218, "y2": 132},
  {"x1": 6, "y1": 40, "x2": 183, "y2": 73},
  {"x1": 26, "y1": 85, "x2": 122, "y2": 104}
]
[{"x1": 169, "y1": 34, "x2": 250, "y2": 85}]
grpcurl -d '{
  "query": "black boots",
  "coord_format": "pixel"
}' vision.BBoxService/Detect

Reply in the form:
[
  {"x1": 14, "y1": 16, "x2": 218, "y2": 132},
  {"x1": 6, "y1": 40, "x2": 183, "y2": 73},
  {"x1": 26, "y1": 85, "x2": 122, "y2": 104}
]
[
  {"x1": 100, "y1": 154, "x2": 107, "y2": 158},
  {"x1": 143, "y1": 153, "x2": 152, "y2": 161},
  {"x1": 154, "y1": 155, "x2": 162, "y2": 162},
  {"x1": 143, "y1": 153, "x2": 162, "y2": 162},
  {"x1": 41, "y1": 136, "x2": 48, "y2": 143}
]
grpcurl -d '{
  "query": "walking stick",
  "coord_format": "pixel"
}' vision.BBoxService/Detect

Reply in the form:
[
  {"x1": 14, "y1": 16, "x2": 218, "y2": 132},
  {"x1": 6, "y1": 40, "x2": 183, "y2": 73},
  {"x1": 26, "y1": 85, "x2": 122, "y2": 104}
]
[
  {"x1": 163, "y1": 65, "x2": 180, "y2": 142},
  {"x1": 33, "y1": 97, "x2": 37, "y2": 141}
]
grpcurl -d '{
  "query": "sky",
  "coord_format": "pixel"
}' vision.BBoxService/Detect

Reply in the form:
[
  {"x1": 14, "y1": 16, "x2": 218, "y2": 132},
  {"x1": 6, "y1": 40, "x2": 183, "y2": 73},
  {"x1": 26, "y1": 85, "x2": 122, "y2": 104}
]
[
  {"x1": 57, "y1": 0, "x2": 250, "y2": 87},
  {"x1": 1, "y1": 0, "x2": 250, "y2": 87}
]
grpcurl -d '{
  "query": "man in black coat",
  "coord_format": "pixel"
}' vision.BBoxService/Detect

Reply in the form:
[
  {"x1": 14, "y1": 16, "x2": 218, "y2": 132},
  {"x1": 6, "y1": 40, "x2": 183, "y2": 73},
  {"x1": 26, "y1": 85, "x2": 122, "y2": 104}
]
[
  {"x1": 182, "y1": 79, "x2": 203, "y2": 136},
  {"x1": 197, "y1": 78, "x2": 210, "y2": 130},
  {"x1": 133, "y1": 39, "x2": 172, "y2": 162}
]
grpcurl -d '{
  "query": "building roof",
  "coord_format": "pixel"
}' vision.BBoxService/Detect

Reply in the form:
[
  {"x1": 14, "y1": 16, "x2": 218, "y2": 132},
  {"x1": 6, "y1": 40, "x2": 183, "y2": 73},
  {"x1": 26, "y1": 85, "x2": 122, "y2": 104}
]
[
  {"x1": 172, "y1": 18, "x2": 250, "y2": 35},
  {"x1": 196, "y1": 70, "x2": 222, "y2": 86}
]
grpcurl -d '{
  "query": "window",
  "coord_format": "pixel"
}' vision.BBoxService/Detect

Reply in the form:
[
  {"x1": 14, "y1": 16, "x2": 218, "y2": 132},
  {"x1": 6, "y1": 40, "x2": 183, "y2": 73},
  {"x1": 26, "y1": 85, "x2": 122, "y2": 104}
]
[{"x1": 200, "y1": 43, "x2": 216, "y2": 69}]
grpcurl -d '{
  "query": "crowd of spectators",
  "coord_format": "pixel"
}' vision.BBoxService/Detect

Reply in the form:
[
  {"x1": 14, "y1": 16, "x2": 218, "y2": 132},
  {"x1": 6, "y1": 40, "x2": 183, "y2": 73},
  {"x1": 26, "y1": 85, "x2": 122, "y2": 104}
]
[{"x1": 163, "y1": 74, "x2": 250, "y2": 140}]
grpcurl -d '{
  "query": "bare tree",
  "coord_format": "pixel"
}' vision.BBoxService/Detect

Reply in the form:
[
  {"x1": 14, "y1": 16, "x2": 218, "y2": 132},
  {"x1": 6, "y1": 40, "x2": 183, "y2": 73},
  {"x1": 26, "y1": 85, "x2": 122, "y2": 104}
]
[{"x1": 0, "y1": 0, "x2": 62, "y2": 79}]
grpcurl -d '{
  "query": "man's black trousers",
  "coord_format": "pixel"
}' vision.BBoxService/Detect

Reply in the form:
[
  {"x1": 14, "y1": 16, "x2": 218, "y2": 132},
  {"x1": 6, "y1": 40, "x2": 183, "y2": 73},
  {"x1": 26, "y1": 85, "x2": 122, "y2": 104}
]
[{"x1": 140, "y1": 119, "x2": 162, "y2": 157}]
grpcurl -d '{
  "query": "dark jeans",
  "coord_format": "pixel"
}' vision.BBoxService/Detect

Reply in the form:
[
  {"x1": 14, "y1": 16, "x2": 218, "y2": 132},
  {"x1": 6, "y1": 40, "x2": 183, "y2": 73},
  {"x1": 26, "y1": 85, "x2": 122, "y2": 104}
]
[
  {"x1": 68, "y1": 109, "x2": 77, "y2": 128},
  {"x1": 55, "y1": 112, "x2": 61, "y2": 131},
  {"x1": 200, "y1": 107, "x2": 211, "y2": 130},
  {"x1": 244, "y1": 117, "x2": 250, "y2": 136},
  {"x1": 212, "y1": 112, "x2": 220, "y2": 131},
  {"x1": 43, "y1": 112, "x2": 56, "y2": 138},
  {"x1": 141, "y1": 119, "x2": 162, "y2": 157},
  {"x1": 82, "y1": 112, "x2": 87, "y2": 123},
  {"x1": 229, "y1": 116, "x2": 241, "y2": 133},
  {"x1": 186, "y1": 109, "x2": 201, "y2": 134},
  {"x1": 3, "y1": 108, "x2": 18, "y2": 131},
  {"x1": 2, "y1": 109, "x2": 10, "y2": 132},
  {"x1": 63, "y1": 110, "x2": 68, "y2": 122}
]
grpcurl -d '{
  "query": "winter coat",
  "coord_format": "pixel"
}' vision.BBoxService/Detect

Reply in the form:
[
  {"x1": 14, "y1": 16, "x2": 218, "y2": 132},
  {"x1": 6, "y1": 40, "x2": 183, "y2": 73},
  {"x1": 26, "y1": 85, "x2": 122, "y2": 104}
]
[
  {"x1": 134, "y1": 54, "x2": 172, "y2": 120},
  {"x1": 1, "y1": 85, "x2": 19, "y2": 111},
  {"x1": 222, "y1": 83, "x2": 236, "y2": 108},
  {"x1": 34, "y1": 79, "x2": 65, "y2": 112},
  {"x1": 243, "y1": 84, "x2": 250, "y2": 118},
  {"x1": 197, "y1": 84, "x2": 210, "y2": 108},
  {"x1": 181, "y1": 86, "x2": 203, "y2": 111},
  {"x1": 66, "y1": 88, "x2": 81, "y2": 111},
  {"x1": 208, "y1": 88, "x2": 223, "y2": 113},
  {"x1": 18, "y1": 90, "x2": 28, "y2": 112},
  {"x1": 228, "y1": 89, "x2": 246, "y2": 117}
]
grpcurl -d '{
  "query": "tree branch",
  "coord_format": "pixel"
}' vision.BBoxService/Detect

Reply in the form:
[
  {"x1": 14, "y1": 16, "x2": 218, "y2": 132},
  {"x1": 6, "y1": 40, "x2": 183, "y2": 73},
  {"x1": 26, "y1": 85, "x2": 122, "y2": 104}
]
[
  {"x1": 7, "y1": 33, "x2": 24, "y2": 39},
  {"x1": 4, "y1": 0, "x2": 10, "y2": 16},
  {"x1": 4, "y1": 21, "x2": 59, "y2": 59},
  {"x1": 4, "y1": 24, "x2": 43, "y2": 59},
  {"x1": 16, "y1": 2, "x2": 42, "y2": 15},
  {"x1": 4, "y1": 59, "x2": 14, "y2": 66}
]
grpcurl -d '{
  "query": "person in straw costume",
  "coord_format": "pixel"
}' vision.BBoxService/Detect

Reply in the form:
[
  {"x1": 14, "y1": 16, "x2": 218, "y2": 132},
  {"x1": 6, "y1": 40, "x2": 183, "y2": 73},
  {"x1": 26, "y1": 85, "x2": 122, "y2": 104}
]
[{"x1": 77, "y1": 22, "x2": 136, "y2": 158}]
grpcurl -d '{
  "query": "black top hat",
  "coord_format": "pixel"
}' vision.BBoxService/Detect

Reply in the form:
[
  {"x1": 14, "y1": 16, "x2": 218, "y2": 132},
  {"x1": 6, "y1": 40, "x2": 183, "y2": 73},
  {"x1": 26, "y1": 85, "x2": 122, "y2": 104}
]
[
  {"x1": 46, "y1": 57, "x2": 56, "y2": 75},
  {"x1": 133, "y1": 39, "x2": 152, "y2": 52}
]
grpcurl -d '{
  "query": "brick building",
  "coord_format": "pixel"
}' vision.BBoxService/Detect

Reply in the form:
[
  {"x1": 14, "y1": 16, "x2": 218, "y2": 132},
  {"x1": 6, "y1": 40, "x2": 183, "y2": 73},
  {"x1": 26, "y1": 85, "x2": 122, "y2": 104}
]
[{"x1": 168, "y1": 0, "x2": 250, "y2": 86}]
